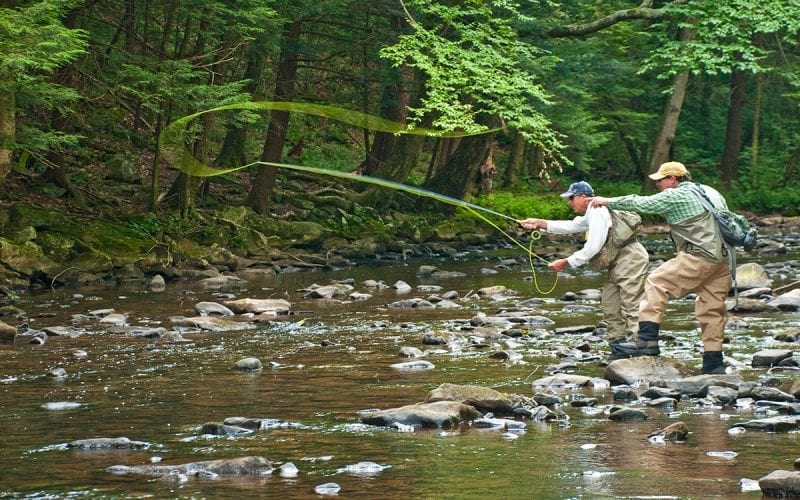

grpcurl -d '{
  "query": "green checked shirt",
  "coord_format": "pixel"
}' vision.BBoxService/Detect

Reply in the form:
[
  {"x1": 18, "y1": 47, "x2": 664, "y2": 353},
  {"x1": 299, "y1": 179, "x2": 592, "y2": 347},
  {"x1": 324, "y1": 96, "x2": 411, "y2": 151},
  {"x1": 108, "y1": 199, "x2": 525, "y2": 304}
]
[{"x1": 607, "y1": 182, "x2": 728, "y2": 224}]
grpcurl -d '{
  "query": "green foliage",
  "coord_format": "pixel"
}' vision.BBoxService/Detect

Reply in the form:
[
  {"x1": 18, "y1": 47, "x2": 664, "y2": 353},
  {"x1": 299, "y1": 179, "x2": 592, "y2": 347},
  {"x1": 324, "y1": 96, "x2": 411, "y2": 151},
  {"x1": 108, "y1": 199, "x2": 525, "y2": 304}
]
[
  {"x1": 643, "y1": 0, "x2": 800, "y2": 77},
  {"x1": 380, "y1": 0, "x2": 566, "y2": 167},
  {"x1": 473, "y1": 191, "x2": 573, "y2": 221},
  {"x1": 726, "y1": 186, "x2": 800, "y2": 216},
  {"x1": 1, "y1": 0, "x2": 88, "y2": 153}
]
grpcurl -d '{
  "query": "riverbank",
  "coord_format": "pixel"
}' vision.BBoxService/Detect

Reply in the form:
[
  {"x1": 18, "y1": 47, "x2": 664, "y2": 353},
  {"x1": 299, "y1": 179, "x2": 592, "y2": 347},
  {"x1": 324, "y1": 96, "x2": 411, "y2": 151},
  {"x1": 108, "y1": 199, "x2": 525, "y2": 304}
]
[{"x1": 1, "y1": 198, "x2": 799, "y2": 294}]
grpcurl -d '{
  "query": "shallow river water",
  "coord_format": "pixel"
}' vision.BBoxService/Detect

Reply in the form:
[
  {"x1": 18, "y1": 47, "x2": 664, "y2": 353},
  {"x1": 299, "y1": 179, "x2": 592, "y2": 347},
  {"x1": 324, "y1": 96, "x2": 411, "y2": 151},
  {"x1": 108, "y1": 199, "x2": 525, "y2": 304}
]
[{"x1": 1, "y1": 243, "x2": 799, "y2": 499}]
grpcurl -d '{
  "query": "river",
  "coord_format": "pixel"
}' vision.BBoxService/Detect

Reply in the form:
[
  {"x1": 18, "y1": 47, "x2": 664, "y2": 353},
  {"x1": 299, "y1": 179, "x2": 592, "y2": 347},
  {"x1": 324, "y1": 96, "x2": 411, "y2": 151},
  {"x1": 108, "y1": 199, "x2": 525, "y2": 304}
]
[{"x1": 1, "y1": 240, "x2": 799, "y2": 499}]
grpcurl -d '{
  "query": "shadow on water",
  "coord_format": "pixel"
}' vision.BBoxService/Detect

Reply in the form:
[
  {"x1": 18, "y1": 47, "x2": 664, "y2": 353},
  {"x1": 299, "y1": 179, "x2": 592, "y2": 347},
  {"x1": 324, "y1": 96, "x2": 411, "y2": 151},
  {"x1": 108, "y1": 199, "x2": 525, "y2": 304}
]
[{"x1": 1, "y1": 244, "x2": 798, "y2": 498}]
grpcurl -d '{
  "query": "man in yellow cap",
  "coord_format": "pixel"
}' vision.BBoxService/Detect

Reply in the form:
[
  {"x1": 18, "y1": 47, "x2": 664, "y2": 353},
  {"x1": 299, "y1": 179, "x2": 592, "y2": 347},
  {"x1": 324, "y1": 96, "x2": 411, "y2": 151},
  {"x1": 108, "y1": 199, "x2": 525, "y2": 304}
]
[
  {"x1": 520, "y1": 181, "x2": 649, "y2": 360},
  {"x1": 591, "y1": 162, "x2": 731, "y2": 374}
]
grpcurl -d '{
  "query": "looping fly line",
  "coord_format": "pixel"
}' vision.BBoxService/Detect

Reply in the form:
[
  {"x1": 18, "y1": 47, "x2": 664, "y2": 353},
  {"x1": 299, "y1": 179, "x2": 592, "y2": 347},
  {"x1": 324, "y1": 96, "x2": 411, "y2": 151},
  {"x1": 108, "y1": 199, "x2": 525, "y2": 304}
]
[{"x1": 159, "y1": 101, "x2": 558, "y2": 294}]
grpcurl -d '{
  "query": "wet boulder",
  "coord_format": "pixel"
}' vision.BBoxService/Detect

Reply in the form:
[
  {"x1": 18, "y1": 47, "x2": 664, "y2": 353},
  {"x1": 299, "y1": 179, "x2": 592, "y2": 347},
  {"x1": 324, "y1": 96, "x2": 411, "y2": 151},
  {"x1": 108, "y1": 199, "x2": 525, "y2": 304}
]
[
  {"x1": 758, "y1": 470, "x2": 800, "y2": 497},
  {"x1": 223, "y1": 298, "x2": 291, "y2": 315},
  {"x1": 233, "y1": 357, "x2": 263, "y2": 371},
  {"x1": 424, "y1": 383, "x2": 516, "y2": 414},
  {"x1": 603, "y1": 357, "x2": 687, "y2": 386},
  {"x1": 660, "y1": 374, "x2": 745, "y2": 398},
  {"x1": 791, "y1": 379, "x2": 800, "y2": 398},
  {"x1": 608, "y1": 408, "x2": 647, "y2": 422},
  {"x1": 752, "y1": 349, "x2": 794, "y2": 368},
  {"x1": 0, "y1": 320, "x2": 16, "y2": 342},
  {"x1": 768, "y1": 289, "x2": 800, "y2": 311},
  {"x1": 359, "y1": 401, "x2": 482, "y2": 429},
  {"x1": 735, "y1": 263, "x2": 773, "y2": 290},
  {"x1": 195, "y1": 301, "x2": 235, "y2": 316},
  {"x1": 531, "y1": 374, "x2": 593, "y2": 389},
  {"x1": 170, "y1": 316, "x2": 256, "y2": 332},
  {"x1": 200, "y1": 423, "x2": 254, "y2": 436},
  {"x1": 730, "y1": 416, "x2": 800, "y2": 432}
]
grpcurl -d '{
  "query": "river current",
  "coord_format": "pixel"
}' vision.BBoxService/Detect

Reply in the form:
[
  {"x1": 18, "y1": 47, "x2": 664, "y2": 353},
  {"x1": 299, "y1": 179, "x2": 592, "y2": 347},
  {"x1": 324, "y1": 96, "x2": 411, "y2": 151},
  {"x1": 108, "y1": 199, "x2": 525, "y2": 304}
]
[{"x1": 1, "y1": 241, "x2": 798, "y2": 499}]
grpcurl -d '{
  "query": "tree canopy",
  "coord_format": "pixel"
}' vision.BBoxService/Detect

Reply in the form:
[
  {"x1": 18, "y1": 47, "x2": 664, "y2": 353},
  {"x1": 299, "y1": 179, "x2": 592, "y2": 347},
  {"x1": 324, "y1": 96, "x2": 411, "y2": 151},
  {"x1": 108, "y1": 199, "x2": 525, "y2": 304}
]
[{"x1": 2, "y1": 0, "x2": 800, "y2": 216}]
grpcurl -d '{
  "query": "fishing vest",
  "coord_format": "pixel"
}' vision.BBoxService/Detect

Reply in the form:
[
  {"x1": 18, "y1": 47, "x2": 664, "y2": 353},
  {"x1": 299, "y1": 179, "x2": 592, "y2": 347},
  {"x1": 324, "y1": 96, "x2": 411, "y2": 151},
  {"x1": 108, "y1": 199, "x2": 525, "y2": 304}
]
[
  {"x1": 588, "y1": 209, "x2": 642, "y2": 271},
  {"x1": 669, "y1": 211, "x2": 726, "y2": 264}
]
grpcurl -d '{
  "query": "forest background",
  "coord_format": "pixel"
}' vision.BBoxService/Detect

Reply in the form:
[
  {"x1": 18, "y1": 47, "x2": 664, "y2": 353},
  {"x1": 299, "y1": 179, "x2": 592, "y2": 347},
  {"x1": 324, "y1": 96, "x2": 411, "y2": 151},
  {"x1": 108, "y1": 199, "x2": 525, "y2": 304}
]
[{"x1": 2, "y1": 0, "x2": 800, "y2": 286}]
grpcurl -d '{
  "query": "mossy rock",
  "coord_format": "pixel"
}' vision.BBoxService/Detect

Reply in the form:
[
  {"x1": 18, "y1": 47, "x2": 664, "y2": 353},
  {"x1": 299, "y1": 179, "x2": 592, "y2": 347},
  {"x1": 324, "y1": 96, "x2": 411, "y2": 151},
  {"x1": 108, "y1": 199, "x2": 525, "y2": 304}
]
[
  {"x1": 37, "y1": 232, "x2": 76, "y2": 261},
  {"x1": 0, "y1": 238, "x2": 59, "y2": 277},
  {"x1": 219, "y1": 206, "x2": 329, "y2": 249}
]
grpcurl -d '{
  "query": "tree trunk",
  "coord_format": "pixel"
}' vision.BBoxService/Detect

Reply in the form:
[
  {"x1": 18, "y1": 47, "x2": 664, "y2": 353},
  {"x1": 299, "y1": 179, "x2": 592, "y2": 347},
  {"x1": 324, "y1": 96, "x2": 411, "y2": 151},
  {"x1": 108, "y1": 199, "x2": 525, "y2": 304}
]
[
  {"x1": 356, "y1": 68, "x2": 410, "y2": 176},
  {"x1": 215, "y1": 34, "x2": 269, "y2": 168},
  {"x1": 648, "y1": 28, "x2": 695, "y2": 179},
  {"x1": 0, "y1": 89, "x2": 13, "y2": 187},
  {"x1": 750, "y1": 73, "x2": 764, "y2": 187},
  {"x1": 501, "y1": 130, "x2": 525, "y2": 188},
  {"x1": 783, "y1": 143, "x2": 800, "y2": 185},
  {"x1": 425, "y1": 121, "x2": 497, "y2": 201},
  {"x1": 246, "y1": 20, "x2": 302, "y2": 215},
  {"x1": 525, "y1": 143, "x2": 544, "y2": 180},
  {"x1": 720, "y1": 69, "x2": 746, "y2": 188}
]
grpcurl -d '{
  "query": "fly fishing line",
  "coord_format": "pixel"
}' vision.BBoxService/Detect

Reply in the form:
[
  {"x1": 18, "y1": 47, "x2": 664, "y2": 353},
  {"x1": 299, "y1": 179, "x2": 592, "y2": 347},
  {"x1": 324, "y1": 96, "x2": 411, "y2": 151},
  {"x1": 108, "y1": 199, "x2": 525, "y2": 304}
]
[{"x1": 160, "y1": 101, "x2": 559, "y2": 294}]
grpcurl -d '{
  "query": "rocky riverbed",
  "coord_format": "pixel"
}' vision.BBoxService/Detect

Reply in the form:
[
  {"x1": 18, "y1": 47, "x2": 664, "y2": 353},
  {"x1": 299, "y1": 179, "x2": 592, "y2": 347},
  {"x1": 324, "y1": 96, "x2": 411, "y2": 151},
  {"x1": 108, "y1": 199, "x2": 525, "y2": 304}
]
[{"x1": 1, "y1": 219, "x2": 800, "y2": 497}]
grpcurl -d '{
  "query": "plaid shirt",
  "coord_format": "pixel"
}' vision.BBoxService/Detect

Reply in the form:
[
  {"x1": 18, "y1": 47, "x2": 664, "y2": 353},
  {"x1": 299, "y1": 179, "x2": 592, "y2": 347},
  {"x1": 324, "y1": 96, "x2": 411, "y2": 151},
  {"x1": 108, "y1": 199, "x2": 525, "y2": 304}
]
[{"x1": 608, "y1": 182, "x2": 727, "y2": 224}]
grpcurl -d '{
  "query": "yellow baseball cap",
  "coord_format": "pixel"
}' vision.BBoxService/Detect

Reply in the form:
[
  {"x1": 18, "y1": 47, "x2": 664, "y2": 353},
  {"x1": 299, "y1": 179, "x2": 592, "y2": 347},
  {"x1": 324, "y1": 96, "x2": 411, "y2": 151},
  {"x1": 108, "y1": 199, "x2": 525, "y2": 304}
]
[{"x1": 648, "y1": 161, "x2": 689, "y2": 180}]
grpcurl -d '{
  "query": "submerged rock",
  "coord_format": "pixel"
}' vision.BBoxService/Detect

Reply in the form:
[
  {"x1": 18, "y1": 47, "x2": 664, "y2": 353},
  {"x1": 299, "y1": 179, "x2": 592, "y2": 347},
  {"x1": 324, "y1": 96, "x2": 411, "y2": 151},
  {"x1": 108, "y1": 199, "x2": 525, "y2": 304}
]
[
  {"x1": 68, "y1": 437, "x2": 151, "y2": 450},
  {"x1": 107, "y1": 456, "x2": 273, "y2": 477}
]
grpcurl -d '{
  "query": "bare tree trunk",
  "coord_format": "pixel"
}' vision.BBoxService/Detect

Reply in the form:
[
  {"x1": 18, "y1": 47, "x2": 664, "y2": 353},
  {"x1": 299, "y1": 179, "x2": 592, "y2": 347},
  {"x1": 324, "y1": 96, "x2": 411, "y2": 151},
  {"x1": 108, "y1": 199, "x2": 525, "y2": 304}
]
[
  {"x1": 783, "y1": 143, "x2": 800, "y2": 185},
  {"x1": 649, "y1": 28, "x2": 695, "y2": 179},
  {"x1": 246, "y1": 20, "x2": 302, "y2": 215},
  {"x1": 525, "y1": 143, "x2": 544, "y2": 180},
  {"x1": 502, "y1": 130, "x2": 524, "y2": 188},
  {"x1": 357, "y1": 67, "x2": 410, "y2": 176},
  {"x1": 720, "y1": 69, "x2": 746, "y2": 188},
  {"x1": 750, "y1": 72, "x2": 764, "y2": 187},
  {"x1": 0, "y1": 89, "x2": 13, "y2": 187},
  {"x1": 425, "y1": 120, "x2": 497, "y2": 201}
]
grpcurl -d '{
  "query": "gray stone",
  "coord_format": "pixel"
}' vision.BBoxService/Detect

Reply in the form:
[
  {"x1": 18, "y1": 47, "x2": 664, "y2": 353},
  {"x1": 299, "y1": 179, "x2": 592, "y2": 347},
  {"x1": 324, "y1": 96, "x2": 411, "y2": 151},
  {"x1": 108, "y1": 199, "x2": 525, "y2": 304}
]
[
  {"x1": 195, "y1": 301, "x2": 235, "y2": 316},
  {"x1": 68, "y1": 437, "x2": 150, "y2": 450},
  {"x1": 224, "y1": 298, "x2": 290, "y2": 314},
  {"x1": 609, "y1": 408, "x2": 648, "y2": 421},
  {"x1": 759, "y1": 470, "x2": 800, "y2": 497},
  {"x1": 233, "y1": 357, "x2": 263, "y2": 371},
  {"x1": 730, "y1": 416, "x2": 800, "y2": 432},
  {"x1": 171, "y1": 316, "x2": 255, "y2": 332},
  {"x1": 107, "y1": 456, "x2": 272, "y2": 477},
  {"x1": 768, "y1": 289, "x2": 800, "y2": 311},
  {"x1": 752, "y1": 349, "x2": 794, "y2": 368},
  {"x1": 603, "y1": 356, "x2": 685, "y2": 386},
  {"x1": 359, "y1": 401, "x2": 482, "y2": 429},
  {"x1": 425, "y1": 383, "x2": 516, "y2": 414}
]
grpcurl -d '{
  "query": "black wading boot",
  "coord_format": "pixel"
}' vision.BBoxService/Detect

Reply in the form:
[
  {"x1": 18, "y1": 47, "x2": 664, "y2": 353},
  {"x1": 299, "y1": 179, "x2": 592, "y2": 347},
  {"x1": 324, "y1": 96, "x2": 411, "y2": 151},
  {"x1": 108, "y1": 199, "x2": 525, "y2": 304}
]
[
  {"x1": 636, "y1": 321, "x2": 660, "y2": 356},
  {"x1": 702, "y1": 351, "x2": 726, "y2": 374},
  {"x1": 608, "y1": 338, "x2": 640, "y2": 360}
]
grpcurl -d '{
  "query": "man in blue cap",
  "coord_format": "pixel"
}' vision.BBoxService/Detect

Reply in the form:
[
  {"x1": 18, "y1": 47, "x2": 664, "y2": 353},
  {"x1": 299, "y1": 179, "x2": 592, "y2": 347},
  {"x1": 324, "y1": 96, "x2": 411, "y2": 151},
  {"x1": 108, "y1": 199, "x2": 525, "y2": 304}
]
[{"x1": 520, "y1": 181, "x2": 649, "y2": 360}]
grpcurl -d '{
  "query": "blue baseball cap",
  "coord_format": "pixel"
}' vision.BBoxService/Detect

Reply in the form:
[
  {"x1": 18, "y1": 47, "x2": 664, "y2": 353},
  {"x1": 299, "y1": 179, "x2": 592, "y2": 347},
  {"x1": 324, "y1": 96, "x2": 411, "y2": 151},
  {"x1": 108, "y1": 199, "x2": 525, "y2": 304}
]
[{"x1": 559, "y1": 181, "x2": 594, "y2": 199}]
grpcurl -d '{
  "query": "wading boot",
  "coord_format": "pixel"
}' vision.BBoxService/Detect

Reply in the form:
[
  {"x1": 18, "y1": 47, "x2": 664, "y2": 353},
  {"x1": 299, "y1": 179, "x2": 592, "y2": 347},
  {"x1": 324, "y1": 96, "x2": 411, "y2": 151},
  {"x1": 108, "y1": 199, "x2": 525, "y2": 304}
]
[
  {"x1": 608, "y1": 338, "x2": 640, "y2": 360},
  {"x1": 636, "y1": 321, "x2": 660, "y2": 356},
  {"x1": 702, "y1": 351, "x2": 726, "y2": 375}
]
